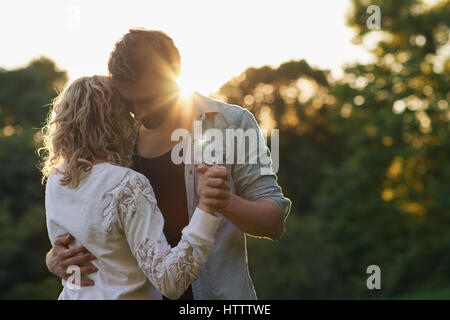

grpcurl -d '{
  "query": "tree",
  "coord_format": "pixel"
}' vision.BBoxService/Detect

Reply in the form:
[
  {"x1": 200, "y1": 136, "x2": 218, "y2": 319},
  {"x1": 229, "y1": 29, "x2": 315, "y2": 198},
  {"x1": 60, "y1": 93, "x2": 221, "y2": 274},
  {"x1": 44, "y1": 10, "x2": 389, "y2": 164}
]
[
  {"x1": 317, "y1": 0, "x2": 450, "y2": 297},
  {"x1": 0, "y1": 57, "x2": 67, "y2": 299},
  {"x1": 218, "y1": 0, "x2": 449, "y2": 298}
]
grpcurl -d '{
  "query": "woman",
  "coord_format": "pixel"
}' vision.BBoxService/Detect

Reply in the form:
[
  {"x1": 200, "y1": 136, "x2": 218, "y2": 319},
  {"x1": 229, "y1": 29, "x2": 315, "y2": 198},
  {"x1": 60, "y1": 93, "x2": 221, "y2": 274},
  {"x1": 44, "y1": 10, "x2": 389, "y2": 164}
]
[{"x1": 41, "y1": 75, "x2": 220, "y2": 299}]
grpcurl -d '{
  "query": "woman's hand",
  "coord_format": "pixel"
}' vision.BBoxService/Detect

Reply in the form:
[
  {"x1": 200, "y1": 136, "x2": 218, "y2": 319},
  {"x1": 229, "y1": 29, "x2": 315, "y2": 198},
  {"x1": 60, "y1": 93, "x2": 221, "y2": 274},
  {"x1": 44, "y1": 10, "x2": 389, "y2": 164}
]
[{"x1": 196, "y1": 163, "x2": 231, "y2": 214}]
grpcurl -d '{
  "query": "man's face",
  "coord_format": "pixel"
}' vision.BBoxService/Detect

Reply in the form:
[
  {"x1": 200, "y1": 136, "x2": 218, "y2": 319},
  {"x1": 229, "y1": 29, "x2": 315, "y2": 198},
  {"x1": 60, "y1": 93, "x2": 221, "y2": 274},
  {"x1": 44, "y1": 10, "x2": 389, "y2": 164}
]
[{"x1": 118, "y1": 73, "x2": 179, "y2": 129}]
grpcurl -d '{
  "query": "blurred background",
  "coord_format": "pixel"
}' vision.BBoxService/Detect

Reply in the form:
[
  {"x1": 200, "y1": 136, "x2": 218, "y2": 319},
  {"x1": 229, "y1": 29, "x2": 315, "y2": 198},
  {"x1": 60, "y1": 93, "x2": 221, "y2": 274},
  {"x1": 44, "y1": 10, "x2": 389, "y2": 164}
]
[{"x1": 0, "y1": 0, "x2": 449, "y2": 299}]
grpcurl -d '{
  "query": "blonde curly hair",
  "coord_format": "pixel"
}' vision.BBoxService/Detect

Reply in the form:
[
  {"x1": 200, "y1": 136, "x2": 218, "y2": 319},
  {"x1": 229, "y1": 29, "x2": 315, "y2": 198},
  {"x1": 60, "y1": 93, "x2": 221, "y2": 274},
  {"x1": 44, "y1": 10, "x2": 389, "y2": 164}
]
[{"x1": 40, "y1": 75, "x2": 138, "y2": 188}]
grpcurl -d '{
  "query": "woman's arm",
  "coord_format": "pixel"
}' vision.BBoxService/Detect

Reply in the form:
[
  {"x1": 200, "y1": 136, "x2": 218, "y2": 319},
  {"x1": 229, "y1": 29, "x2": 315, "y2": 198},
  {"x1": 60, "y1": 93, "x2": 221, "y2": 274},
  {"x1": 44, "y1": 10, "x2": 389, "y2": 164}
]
[{"x1": 114, "y1": 171, "x2": 221, "y2": 300}]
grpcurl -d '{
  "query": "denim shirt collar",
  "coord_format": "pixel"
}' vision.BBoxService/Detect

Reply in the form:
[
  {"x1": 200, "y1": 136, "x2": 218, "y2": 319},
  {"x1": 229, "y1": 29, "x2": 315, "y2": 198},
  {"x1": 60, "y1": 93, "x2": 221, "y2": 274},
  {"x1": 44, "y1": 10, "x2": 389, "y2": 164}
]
[{"x1": 192, "y1": 91, "x2": 220, "y2": 121}]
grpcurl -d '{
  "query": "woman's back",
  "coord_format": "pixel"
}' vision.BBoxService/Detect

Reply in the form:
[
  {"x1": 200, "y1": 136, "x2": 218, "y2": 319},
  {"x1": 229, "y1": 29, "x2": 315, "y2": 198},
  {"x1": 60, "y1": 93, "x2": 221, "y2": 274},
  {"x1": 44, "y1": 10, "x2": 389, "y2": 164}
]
[
  {"x1": 46, "y1": 162, "x2": 160, "y2": 299},
  {"x1": 46, "y1": 161, "x2": 221, "y2": 300}
]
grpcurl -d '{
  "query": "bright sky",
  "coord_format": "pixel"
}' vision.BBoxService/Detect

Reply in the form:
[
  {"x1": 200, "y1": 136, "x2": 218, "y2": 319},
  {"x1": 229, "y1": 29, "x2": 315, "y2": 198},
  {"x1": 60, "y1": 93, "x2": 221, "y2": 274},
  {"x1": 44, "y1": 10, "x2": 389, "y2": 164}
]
[{"x1": 0, "y1": 0, "x2": 372, "y2": 95}]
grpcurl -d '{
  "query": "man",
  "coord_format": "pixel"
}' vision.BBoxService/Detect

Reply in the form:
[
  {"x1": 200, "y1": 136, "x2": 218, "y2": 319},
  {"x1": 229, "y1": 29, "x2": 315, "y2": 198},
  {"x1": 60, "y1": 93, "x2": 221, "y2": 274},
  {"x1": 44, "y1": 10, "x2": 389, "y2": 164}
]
[{"x1": 46, "y1": 28, "x2": 291, "y2": 299}]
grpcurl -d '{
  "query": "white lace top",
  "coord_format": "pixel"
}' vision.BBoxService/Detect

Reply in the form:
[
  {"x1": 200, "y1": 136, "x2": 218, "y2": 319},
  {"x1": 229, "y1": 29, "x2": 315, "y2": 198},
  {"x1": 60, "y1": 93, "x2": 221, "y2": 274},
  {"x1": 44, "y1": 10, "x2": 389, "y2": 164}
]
[{"x1": 45, "y1": 162, "x2": 221, "y2": 300}]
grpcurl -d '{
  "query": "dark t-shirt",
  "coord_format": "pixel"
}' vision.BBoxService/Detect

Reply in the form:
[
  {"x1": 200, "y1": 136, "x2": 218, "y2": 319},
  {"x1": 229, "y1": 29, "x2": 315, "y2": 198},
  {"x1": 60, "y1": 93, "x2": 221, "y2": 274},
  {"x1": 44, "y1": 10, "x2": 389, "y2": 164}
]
[{"x1": 132, "y1": 149, "x2": 194, "y2": 300}]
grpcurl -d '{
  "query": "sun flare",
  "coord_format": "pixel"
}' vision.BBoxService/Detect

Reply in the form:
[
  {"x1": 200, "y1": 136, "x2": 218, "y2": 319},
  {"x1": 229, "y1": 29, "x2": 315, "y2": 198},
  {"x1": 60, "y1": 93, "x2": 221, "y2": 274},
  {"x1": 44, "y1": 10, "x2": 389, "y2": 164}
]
[{"x1": 176, "y1": 73, "x2": 195, "y2": 99}]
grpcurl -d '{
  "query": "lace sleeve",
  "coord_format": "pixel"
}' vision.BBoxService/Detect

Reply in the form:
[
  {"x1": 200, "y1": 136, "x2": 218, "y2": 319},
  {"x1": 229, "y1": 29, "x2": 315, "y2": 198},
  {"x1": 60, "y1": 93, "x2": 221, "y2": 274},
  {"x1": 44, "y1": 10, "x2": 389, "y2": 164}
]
[{"x1": 105, "y1": 170, "x2": 221, "y2": 300}]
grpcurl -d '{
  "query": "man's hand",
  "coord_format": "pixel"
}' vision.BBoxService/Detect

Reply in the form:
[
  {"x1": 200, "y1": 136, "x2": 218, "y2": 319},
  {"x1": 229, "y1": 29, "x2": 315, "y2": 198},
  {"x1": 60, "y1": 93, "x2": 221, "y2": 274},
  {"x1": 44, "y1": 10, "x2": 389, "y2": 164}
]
[
  {"x1": 46, "y1": 233, "x2": 98, "y2": 286},
  {"x1": 196, "y1": 164, "x2": 231, "y2": 212},
  {"x1": 197, "y1": 164, "x2": 285, "y2": 240}
]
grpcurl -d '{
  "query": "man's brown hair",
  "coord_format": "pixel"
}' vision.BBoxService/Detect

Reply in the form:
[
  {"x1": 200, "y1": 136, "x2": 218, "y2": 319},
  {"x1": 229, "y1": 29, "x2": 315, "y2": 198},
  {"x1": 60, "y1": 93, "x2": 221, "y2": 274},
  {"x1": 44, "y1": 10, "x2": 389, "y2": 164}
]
[{"x1": 108, "y1": 28, "x2": 181, "y2": 87}]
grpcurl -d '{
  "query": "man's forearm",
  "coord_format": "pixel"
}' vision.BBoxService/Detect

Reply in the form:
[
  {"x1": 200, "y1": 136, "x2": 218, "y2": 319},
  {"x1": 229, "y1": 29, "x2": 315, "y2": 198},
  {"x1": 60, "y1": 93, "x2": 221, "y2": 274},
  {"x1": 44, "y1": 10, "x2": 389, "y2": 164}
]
[{"x1": 220, "y1": 194, "x2": 285, "y2": 240}]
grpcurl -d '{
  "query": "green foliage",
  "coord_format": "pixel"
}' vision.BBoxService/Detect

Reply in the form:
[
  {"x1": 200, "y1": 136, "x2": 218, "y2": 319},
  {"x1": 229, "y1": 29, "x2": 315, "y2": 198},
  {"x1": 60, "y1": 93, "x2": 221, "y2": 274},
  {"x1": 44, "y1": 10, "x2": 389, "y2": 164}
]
[
  {"x1": 231, "y1": 0, "x2": 450, "y2": 299},
  {"x1": 247, "y1": 213, "x2": 333, "y2": 299},
  {"x1": 0, "y1": 57, "x2": 66, "y2": 299},
  {"x1": 396, "y1": 286, "x2": 450, "y2": 300}
]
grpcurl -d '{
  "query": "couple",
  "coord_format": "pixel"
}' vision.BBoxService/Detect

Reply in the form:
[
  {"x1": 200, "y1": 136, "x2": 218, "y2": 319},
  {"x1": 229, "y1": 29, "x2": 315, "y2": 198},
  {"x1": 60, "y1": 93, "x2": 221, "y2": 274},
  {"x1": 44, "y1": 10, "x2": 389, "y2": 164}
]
[{"x1": 42, "y1": 28, "x2": 291, "y2": 300}]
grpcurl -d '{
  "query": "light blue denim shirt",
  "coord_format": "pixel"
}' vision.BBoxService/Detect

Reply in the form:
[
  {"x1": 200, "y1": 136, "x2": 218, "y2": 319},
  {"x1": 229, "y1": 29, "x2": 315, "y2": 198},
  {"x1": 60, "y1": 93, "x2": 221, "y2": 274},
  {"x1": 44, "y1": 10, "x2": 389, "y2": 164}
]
[{"x1": 182, "y1": 92, "x2": 291, "y2": 300}]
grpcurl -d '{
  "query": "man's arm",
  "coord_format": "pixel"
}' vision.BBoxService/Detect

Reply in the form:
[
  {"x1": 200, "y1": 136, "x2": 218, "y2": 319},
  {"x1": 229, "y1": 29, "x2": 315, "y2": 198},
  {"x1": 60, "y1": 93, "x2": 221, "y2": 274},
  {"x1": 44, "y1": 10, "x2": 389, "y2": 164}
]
[
  {"x1": 197, "y1": 109, "x2": 291, "y2": 240},
  {"x1": 46, "y1": 233, "x2": 98, "y2": 286},
  {"x1": 197, "y1": 166, "x2": 285, "y2": 240},
  {"x1": 222, "y1": 195, "x2": 285, "y2": 240}
]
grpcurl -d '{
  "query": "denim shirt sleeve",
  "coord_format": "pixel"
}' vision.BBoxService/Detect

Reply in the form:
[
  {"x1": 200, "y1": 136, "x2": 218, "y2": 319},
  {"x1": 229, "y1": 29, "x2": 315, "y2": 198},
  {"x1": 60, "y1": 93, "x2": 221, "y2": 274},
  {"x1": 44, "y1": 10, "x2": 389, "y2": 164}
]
[{"x1": 231, "y1": 109, "x2": 291, "y2": 219}]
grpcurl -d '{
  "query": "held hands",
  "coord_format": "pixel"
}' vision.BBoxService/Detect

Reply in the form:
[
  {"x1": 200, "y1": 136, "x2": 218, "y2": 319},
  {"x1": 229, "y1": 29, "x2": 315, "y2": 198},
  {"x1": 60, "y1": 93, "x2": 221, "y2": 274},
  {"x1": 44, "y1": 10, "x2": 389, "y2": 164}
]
[{"x1": 196, "y1": 163, "x2": 231, "y2": 214}]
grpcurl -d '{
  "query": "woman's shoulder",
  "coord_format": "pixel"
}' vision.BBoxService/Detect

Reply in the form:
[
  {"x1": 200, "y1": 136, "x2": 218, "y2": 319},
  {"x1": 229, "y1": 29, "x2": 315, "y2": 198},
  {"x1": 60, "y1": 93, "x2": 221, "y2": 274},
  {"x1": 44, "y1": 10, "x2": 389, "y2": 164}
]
[
  {"x1": 83, "y1": 162, "x2": 148, "y2": 183},
  {"x1": 101, "y1": 164, "x2": 153, "y2": 195},
  {"x1": 101, "y1": 165, "x2": 157, "y2": 213},
  {"x1": 47, "y1": 162, "x2": 150, "y2": 191}
]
